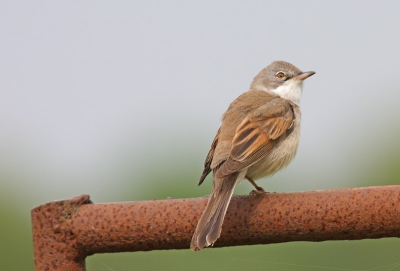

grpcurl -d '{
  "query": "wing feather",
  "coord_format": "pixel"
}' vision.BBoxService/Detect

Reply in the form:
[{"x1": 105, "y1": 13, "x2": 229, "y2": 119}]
[
  {"x1": 215, "y1": 99, "x2": 294, "y2": 178},
  {"x1": 198, "y1": 127, "x2": 221, "y2": 186}
]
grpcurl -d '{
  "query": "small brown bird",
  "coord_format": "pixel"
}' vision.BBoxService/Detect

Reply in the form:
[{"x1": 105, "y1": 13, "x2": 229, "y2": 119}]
[{"x1": 190, "y1": 61, "x2": 315, "y2": 251}]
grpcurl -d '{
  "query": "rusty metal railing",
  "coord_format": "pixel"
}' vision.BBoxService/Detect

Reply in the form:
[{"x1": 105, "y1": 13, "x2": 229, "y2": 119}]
[{"x1": 31, "y1": 185, "x2": 400, "y2": 270}]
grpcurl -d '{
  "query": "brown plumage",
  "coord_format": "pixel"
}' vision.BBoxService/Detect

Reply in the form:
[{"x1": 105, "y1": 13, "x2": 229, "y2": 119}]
[{"x1": 191, "y1": 61, "x2": 315, "y2": 251}]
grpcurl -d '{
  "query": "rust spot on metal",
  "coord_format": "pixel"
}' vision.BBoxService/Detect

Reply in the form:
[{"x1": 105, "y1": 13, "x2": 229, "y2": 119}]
[
  {"x1": 31, "y1": 194, "x2": 92, "y2": 270},
  {"x1": 32, "y1": 186, "x2": 400, "y2": 269}
]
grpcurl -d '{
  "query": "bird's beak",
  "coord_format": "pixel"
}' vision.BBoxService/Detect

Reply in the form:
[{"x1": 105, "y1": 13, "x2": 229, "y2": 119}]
[{"x1": 294, "y1": 71, "x2": 315, "y2": 81}]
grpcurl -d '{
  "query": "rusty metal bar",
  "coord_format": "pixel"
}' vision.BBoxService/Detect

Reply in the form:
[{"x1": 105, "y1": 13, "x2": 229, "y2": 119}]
[{"x1": 32, "y1": 186, "x2": 400, "y2": 270}]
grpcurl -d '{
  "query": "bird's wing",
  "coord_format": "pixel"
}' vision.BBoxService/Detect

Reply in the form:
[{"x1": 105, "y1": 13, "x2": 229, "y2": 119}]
[
  {"x1": 215, "y1": 98, "x2": 294, "y2": 178},
  {"x1": 198, "y1": 127, "x2": 220, "y2": 186}
]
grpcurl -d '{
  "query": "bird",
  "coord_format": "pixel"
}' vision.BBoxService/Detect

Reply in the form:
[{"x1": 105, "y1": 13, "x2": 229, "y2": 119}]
[{"x1": 190, "y1": 61, "x2": 315, "y2": 251}]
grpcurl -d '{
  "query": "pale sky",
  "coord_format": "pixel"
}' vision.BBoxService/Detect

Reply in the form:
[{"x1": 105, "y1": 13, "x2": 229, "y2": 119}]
[{"x1": 1, "y1": 1, "x2": 400, "y2": 208}]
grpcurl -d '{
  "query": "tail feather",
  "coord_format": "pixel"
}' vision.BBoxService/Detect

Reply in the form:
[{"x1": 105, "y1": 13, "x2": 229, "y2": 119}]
[{"x1": 191, "y1": 171, "x2": 245, "y2": 251}]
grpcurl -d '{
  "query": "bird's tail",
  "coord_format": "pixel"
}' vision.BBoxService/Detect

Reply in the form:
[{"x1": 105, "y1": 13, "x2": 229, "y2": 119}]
[{"x1": 190, "y1": 171, "x2": 244, "y2": 251}]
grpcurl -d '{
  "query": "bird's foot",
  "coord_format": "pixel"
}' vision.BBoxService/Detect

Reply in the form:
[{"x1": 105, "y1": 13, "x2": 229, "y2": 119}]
[{"x1": 249, "y1": 187, "x2": 269, "y2": 195}]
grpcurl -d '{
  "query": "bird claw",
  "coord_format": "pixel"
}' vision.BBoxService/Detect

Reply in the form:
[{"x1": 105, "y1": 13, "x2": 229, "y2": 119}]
[{"x1": 249, "y1": 189, "x2": 268, "y2": 195}]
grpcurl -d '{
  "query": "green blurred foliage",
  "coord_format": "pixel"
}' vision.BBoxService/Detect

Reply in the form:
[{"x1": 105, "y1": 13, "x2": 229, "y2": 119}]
[
  {"x1": 0, "y1": 195, "x2": 34, "y2": 270},
  {"x1": 86, "y1": 239, "x2": 400, "y2": 271},
  {"x1": 1, "y1": 139, "x2": 400, "y2": 270}
]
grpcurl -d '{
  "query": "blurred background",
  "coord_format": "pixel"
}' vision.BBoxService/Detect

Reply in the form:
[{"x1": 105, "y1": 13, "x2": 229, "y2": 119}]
[{"x1": 1, "y1": 1, "x2": 400, "y2": 270}]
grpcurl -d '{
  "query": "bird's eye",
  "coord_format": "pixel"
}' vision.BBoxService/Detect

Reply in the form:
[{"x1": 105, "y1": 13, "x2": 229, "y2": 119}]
[{"x1": 276, "y1": 71, "x2": 285, "y2": 79}]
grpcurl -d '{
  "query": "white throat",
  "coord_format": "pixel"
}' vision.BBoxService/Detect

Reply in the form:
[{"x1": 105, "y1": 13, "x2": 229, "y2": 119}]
[{"x1": 270, "y1": 80, "x2": 303, "y2": 105}]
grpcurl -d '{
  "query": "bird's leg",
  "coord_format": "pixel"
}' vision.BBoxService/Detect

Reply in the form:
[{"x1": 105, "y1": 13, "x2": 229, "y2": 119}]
[{"x1": 246, "y1": 176, "x2": 267, "y2": 195}]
